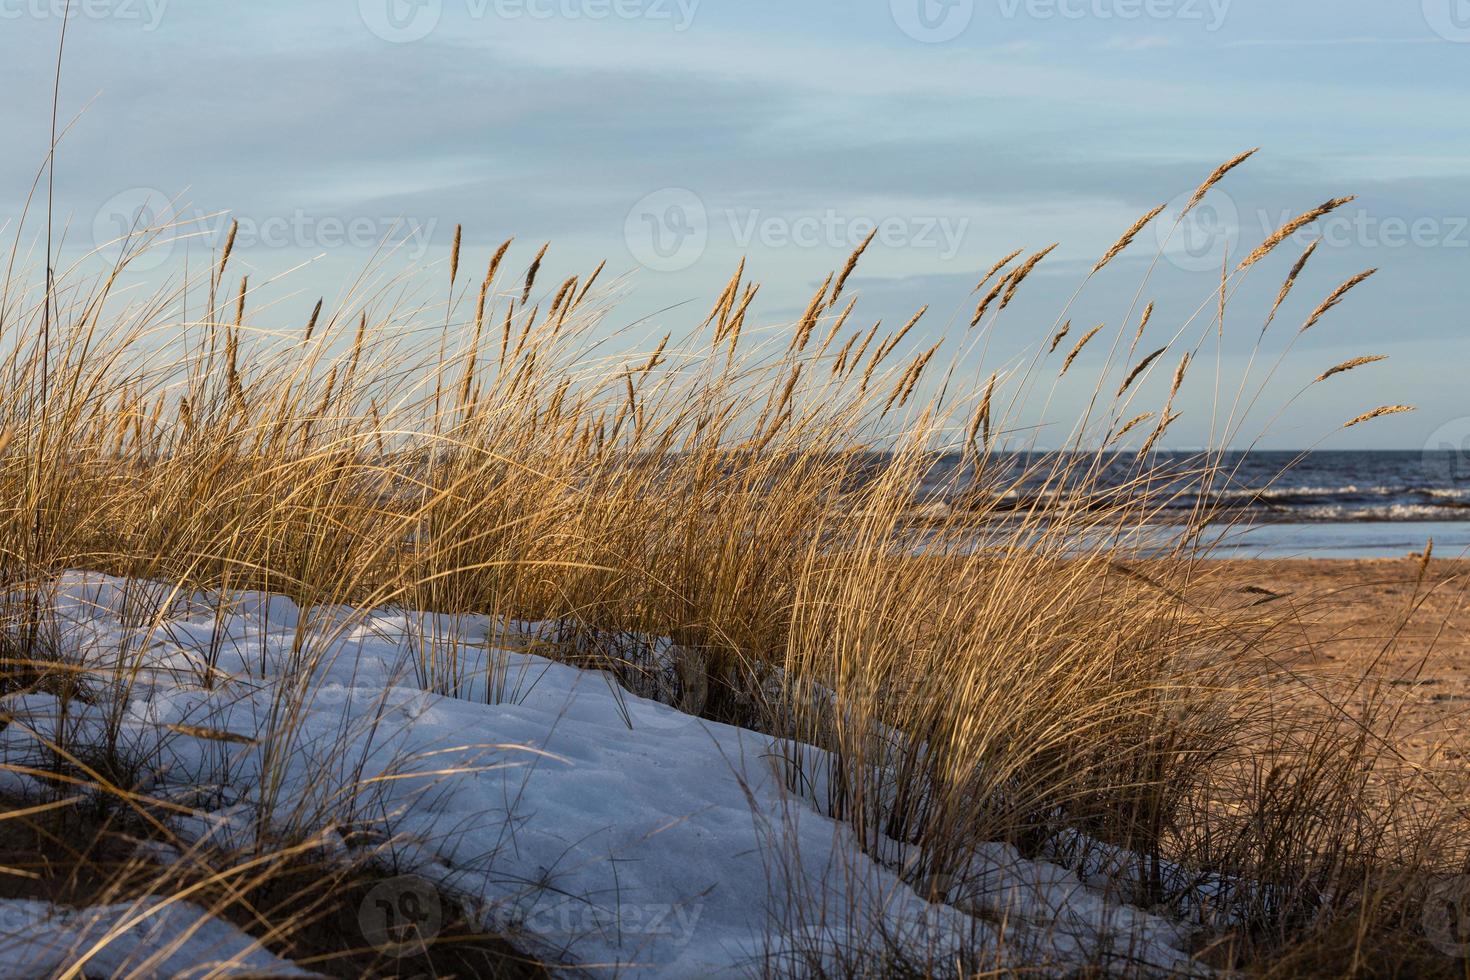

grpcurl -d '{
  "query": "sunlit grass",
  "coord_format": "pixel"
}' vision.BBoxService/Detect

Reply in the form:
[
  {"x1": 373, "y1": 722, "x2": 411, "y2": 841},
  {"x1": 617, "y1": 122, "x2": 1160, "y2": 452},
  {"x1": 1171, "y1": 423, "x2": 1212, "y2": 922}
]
[{"x1": 0, "y1": 155, "x2": 1464, "y2": 975}]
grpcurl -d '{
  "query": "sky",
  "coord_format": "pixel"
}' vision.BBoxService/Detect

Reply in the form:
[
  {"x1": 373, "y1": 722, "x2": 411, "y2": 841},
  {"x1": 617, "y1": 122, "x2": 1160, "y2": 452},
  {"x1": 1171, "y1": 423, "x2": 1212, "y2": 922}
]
[{"x1": 1, "y1": 0, "x2": 1467, "y2": 451}]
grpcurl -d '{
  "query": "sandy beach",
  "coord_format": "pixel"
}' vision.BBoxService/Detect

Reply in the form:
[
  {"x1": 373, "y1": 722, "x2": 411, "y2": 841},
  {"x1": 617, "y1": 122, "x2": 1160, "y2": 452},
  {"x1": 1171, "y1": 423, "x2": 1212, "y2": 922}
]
[{"x1": 1207, "y1": 558, "x2": 1470, "y2": 775}]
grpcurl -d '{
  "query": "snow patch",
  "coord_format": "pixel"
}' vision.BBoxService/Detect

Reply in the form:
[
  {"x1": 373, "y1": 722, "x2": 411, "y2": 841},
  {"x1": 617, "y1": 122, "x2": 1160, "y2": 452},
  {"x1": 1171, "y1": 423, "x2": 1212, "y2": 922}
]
[{"x1": 0, "y1": 572, "x2": 1208, "y2": 976}]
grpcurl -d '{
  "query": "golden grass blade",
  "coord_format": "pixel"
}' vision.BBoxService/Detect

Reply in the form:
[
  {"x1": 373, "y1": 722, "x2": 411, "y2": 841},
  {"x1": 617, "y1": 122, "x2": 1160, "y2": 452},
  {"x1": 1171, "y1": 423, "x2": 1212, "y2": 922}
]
[
  {"x1": 999, "y1": 243, "x2": 1059, "y2": 310},
  {"x1": 486, "y1": 236, "x2": 514, "y2": 287},
  {"x1": 575, "y1": 258, "x2": 606, "y2": 305},
  {"x1": 1115, "y1": 411, "x2": 1154, "y2": 439},
  {"x1": 215, "y1": 219, "x2": 239, "y2": 288},
  {"x1": 521, "y1": 242, "x2": 549, "y2": 305},
  {"x1": 971, "y1": 272, "x2": 1011, "y2": 328},
  {"x1": 1237, "y1": 197, "x2": 1355, "y2": 272},
  {"x1": 831, "y1": 228, "x2": 878, "y2": 307},
  {"x1": 1182, "y1": 148, "x2": 1259, "y2": 216},
  {"x1": 979, "y1": 371, "x2": 997, "y2": 449},
  {"x1": 973, "y1": 248, "x2": 1024, "y2": 293},
  {"x1": 792, "y1": 274, "x2": 834, "y2": 351},
  {"x1": 872, "y1": 307, "x2": 926, "y2": 369},
  {"x1": 1093, "y1": 203, "x2": 1166, "y2": 274},
  {"x1": 1130, "y1": 301, "x2": 1155, "y2": 354},
  {"x1": 450, "y1": 223, "x2": 462, "y2": 287},
  {"x1": 1048, "y1": 320, "x2": 1071, "y2": 354},
  {"x1": 706, "y1": 260, "x2": 745, "y2": 336},
  {"x1": 1060, "y1": 324, "x2": 1104, "y2": 376},
  {"x1": 1315, "y1": 354, "x2": 1387, "y2": 384},
  {"x1": 1166, "y1": 352, "x2": 1189, "y2": 404},
  {"x1": 1301, "y1": 268, "x2": 1377, "y2": 333},
  {"x1": 1261, "y1": 238, "x2": 1320, "y2": 336},
  {"x1": 1117, "y1": 345, "x2": 1168, "y2": 397},
  {"x1": 1343, "y1": 404, "x2": 1414, "y2": 428},
  {"x1": 1136, "y1": 410, "x2": 1180, "y2": 458},
  {"x1": 303, "y1": 298, "x2": 323, "y2": 343}
]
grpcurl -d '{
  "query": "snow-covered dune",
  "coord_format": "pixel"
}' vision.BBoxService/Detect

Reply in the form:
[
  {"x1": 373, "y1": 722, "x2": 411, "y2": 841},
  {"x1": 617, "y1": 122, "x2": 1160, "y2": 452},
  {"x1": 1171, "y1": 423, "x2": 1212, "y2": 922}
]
[
  {"x1": 0, "y1": 573, "x2": 1205, "y2": 976},
  {"x1": 0, "y1": 898, "x2": 311, "y2": 977}
]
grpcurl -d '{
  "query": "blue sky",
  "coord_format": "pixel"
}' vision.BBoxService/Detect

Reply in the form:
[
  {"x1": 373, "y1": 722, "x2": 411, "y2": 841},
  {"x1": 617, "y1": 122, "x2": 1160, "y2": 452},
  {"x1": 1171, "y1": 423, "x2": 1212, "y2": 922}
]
[{"x1": 2, "y1": 0, "x2": 1467, "y2": 449}]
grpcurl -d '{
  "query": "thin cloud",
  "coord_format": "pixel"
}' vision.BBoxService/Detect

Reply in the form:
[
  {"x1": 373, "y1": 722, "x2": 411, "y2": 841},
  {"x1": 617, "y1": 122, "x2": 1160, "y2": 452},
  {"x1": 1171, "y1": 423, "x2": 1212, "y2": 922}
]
[
  {"x1": 1225, "y1": 36, "x2": 1446, "y2": 48},
  {"x1": 1101, "y1": 35, "x2": 1175, "y2": 52},
  {"x1": 993, "y1": 40, "x2": 1045, "y2": 55}
]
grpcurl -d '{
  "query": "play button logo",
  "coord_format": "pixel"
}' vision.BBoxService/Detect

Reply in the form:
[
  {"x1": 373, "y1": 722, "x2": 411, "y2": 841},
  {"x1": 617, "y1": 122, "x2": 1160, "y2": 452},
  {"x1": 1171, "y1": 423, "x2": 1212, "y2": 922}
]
[
  {"x1": 890, "y1": 0, "x2": 975, "y2": 43},
  {"x1": 360, "y1": 0, "x2": 443, "y2": 43},
  {"x1": 1423, "y1": 0, "x2": 1470, "y2": 41}
]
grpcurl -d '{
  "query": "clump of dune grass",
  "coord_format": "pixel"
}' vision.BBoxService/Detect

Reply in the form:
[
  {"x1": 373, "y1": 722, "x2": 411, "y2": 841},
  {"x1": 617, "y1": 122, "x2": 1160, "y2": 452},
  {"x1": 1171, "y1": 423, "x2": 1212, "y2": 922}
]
[{"x1": 0, "y1": 151, "x2": 1465, "y2": 976}]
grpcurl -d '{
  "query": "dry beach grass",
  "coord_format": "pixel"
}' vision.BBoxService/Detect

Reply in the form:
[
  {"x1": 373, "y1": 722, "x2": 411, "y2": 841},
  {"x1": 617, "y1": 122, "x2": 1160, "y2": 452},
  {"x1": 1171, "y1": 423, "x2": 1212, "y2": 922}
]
[{"x1": 0, "y1": 151, "x2": 1466, "y2": 975}]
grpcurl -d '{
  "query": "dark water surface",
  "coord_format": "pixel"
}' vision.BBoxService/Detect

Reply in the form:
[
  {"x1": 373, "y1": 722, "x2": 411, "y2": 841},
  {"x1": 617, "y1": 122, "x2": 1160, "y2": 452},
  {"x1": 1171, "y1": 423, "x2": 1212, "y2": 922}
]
[{"x1": 914, "y1": 451, "x2": 1470, "y2": 559}]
